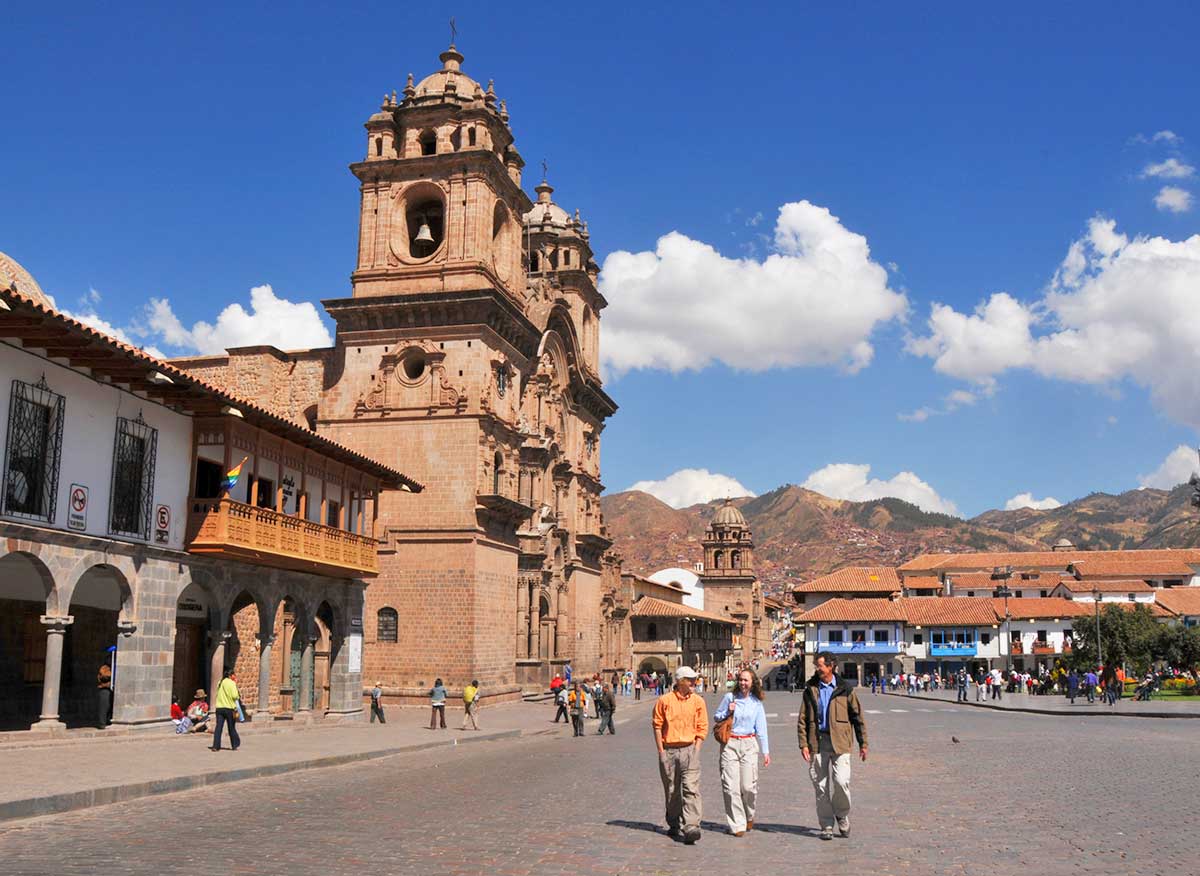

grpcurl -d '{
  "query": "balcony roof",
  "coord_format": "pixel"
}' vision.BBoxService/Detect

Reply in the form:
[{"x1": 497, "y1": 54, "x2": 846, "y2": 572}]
[
  {"x1": 629, "y1": 596, "x2": 735, "y2": 625},
  {"x1": 0, "y1": 285, "x2": 422, "y2": 492}
]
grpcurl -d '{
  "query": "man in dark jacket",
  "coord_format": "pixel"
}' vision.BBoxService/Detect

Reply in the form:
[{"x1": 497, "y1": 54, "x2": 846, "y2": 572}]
[
  {"x1": 797, "y1": 652, "x2": 868, "y2": 840},
  {"x1": 597, "y1": 683, "x2": 617, "y2": 735}
]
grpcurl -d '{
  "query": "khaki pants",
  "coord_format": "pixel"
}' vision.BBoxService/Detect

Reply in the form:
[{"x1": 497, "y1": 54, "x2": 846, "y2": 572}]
[
  {"x1": 809, "y1": 733, "x2": 851, "y2": 829},
  {"x1": 460, "y1": 700, "x2": 479, "y2": 730},
  {"x1": 659, "y1": 744, "x2": 702, "y2": 833},
  {"x1": 719, "y1": 736, "x2": 759, "y2": 832}
]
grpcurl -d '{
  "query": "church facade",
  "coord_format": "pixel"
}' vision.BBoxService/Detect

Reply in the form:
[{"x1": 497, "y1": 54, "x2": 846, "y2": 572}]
[{"x1": 175, "y1": 43, "x2": 617, "y2": 703}]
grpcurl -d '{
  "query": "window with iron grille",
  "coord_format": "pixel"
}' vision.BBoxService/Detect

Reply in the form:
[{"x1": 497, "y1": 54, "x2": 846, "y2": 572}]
[
  {"x1": 2, "y1": 377, "x2": 65, "y2": 523},
  {"x1": 109, "y1": 413, "x2": 157, "y2": 538}
]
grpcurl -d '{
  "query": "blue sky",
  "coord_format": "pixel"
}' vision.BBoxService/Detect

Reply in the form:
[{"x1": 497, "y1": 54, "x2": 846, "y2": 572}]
[{"x1": 4, "y1": 2, "x2": 1200, "y2": 516}]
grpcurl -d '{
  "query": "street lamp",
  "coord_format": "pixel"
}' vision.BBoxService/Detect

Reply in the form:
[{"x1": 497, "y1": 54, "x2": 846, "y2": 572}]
[
  {"x1": 1092, "y1": 586, "x2": 1103, "y2": 669},
  {"x1": 992, "y1": 565, "x2": 1014, "y2": 674}
]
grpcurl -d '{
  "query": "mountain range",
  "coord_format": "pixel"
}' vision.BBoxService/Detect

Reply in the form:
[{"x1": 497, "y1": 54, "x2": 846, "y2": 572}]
[{"x1": 599, "y1": 483, "x2": 1200, "y2": 599}]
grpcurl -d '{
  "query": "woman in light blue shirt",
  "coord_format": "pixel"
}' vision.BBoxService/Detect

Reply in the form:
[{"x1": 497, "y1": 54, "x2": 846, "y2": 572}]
[{"x1": 714, "y1": 668, "x2": 770, "y2": 836}]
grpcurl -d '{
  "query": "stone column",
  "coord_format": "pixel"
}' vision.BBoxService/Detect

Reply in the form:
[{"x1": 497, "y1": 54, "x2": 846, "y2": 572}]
[
  {"x1": 516, "y1": 581, "x2": 530, "y2": 659},
  {"x1": 555, "y1": 585, "x2": 570, "y2": 660},
  {"x1": 256, "y1": 633, "x2": 274, "y2": 721},
  {"x1": 209, "y1": 630, "x2": 231, "y2": 698},
  {"x1": 32, "y1": 616, "x2": 73, "y2": 730},
  {"x1": 297, "y1": 637, "x2": 315, "y2": 714}
]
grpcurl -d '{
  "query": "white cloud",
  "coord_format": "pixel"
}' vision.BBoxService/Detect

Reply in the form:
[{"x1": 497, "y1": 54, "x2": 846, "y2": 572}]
[
  {"x1": 599, "y1": 201, "x2": 907, "y2": 375},
  {"x1": 897, "y1": 407, "x2": 933, "y2": 422},
  {"x1": 1142, "y1": 158, "x2": 1195, "y2": 180},
  {"x1": 629, "y1": 468, "x2": 755, "y2": 508},
  {"x1": 801, "y1": 462, "x2": 959, "y2": 516},
  {"x1": 1154, "y1": 186, "x2": 1194, "y2": 213},
  {"x1": 909, "y1": 217, "x2": 1200, "y2": 428},
  {"x1": 1004, "y1": 492, "x2": 1063, "y2": 511},
  {"x1": 1154, "y1": 130, "x2": 1182, "y2": 145},
  {"x1": 1138, "y1": 444, "x2": 1199, "y2": 489},
  {"x1": 143, "y1": 284, "x2": 332, "y2": 355}
]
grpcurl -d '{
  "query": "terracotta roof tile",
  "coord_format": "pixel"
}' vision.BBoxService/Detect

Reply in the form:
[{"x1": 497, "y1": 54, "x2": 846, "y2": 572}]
[
  {"x1": 0, "y1": 285, "x2": 422, "y2": 491},
  {"x1": 792, "y1": 566, "x2": 901, "y2": 594},
  {"x1": 1069, "y1": 557, "x2": 1200, "y2": 577},
  {"x1": 1154, "y1": 587, "x2": 1200, "y2": 617},
  {"x1": 1058, "y1": 578, "x2": 1155, "y2": 593},
  {"x1": 899, "y1": 597, "x2": 998, "y2": 626},
  {"x1": 994, "y1": 597, "x2": 1091, "y2": 620},
  {"x1": 900, "y1": 548, "x2": 1200, "y2": 577},
  {"x1": 629, "y1": 596, "x2": 734, "y2": 625},
  {"x1": 796, "y1": 598, "x2": 906, "y2": 623}
]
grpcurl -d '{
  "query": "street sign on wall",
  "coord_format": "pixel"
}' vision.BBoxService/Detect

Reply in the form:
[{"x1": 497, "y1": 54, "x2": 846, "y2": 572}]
[
  {"x1": 155, "y1": 504, "x2": 170, "y2": 543},
  {"x1": 68, "y1": 484, "x2": 88, "y2": 530}
]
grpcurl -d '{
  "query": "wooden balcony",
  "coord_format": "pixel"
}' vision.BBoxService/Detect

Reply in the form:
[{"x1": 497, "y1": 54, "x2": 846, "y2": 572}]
[
  {"x1": 186, "y1": 497, "x2": 379, "y2": 577},
  {"x1": 1032, "y1": 642, "x2": 1057, "y2": 655}
]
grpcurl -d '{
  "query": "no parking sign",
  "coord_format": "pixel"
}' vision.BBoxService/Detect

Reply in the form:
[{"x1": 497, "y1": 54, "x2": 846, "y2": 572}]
[
  {"x1": 68, "y1": 484, "x2": 88, "y2": 530},
  {"x1": 155, "y1": 504, "x2": 171, "y2": 543}
]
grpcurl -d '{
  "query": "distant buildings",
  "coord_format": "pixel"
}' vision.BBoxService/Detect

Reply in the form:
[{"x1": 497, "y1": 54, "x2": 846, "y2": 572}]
[{"x1": 794, "y1": 545, "x2": 1200, "y2": 681}]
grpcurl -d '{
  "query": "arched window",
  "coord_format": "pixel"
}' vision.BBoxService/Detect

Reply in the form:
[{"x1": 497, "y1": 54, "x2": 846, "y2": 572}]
[
  {"x1": 376, "y1": 607, "x2": 398, "y2": 643},
  {"x1": 468, "y1": 126, "x2": 477, "y2": 146},
  {"x1": 713, "y1": 550, "x2": 724, "y2": 569},
  {"x1": 419, "y1": 129, "x2": 436, "y2": 156},
  {"x1": 375, "y1": 137, "x2": 383, "y2": 157},
  {"x1": 493, "y1": 451, "x2": 504, "y2": 494},
  {"x1": 731, "y1": 550, "x2": 741, "y2": 569},
  {"x1": 450, "y1": 126, "x2": 462, "y2": 151},
  {"x1": 531, "y1": 251, "x2": 540, "y2": 272}
]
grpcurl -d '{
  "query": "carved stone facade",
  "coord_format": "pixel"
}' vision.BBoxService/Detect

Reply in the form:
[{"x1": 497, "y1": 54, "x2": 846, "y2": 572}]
[{"x1": 173, "y1": 43, "x2": 618, "y2": 701}]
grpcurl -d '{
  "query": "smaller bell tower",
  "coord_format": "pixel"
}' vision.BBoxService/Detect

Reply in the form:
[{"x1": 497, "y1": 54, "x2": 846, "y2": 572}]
[
  {"x1": 350, "y1": 44, "x2": 532, "y2": 303},
  {"x1": 700, "y1": 500, "x2": 764, "y2": 661}
]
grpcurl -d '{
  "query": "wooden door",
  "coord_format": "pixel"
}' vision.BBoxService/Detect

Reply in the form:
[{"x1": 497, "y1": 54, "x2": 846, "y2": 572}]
[{"x1": 172, "y1": 622, "x2": 203, "y2": 702}]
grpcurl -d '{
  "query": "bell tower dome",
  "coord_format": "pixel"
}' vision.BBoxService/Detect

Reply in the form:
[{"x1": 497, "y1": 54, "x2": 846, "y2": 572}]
[{"x1": 349, "y1": 44, "x2": 532, "y2": 303}]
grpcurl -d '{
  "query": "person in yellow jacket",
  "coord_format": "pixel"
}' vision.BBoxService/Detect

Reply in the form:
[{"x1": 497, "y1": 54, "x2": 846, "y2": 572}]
[
  {"x1": 461, "y1": 679, "x2": 481, "y2": 730},
  {"x1": 210, "y1": 669, "x2": 241, "y2": 752}
]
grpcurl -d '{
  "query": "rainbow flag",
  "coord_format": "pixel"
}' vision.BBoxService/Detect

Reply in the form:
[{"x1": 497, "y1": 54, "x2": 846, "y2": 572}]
[{"x1": 221, "y1": 456, "x2": 249, "y2": 494}]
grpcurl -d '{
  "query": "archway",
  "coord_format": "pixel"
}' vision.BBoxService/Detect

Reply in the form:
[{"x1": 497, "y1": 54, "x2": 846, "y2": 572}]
[
  {"x1": 639, "y1": 656, "x2": 668, "y2": 676},
  {"x1": 272, "y1": 597, "x2": 312, "y2": 713},
  {"x1": 313, "y1": 601, "x2": 337, "y2": 714},
  {"x1": 225, "y1": 590, "x2": 262, "y2": 712},
  {"x1": 64, "y1": 564, "x2": 130, "y2": 728},
  {"x1": 0, "y1": 552, "x2": 56, "y2": 730},
  {"x1": 173, "y1": 580, "x2": 214, "y2": 707}
]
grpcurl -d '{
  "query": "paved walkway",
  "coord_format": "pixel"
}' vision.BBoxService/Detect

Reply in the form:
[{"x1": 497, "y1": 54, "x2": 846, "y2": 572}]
[
  {"x1": 0, "y1": 694, "x2": 654, "y2": 822},
  {"x1": 881, "y1": 686, "x2": 1200, "y2": 717}
]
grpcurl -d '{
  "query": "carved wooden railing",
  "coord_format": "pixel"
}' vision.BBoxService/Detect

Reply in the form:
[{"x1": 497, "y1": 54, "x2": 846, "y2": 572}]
[{"x1": 186, "y1": 497, "x2": 378, "y2": 576}]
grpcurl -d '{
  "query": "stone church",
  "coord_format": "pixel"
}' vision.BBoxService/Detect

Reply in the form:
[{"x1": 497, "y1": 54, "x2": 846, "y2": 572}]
[{"x1": 175, "y1": 43, "x2": 617, "y2": 702}]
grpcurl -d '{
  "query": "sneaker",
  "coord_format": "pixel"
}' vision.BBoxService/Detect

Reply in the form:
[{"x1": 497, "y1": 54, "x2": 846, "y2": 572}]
[
  {"x1": 820, "y1": 827, "x2": 834, "y2": 841},
  {"x1": 837, "y1": 817, "x2": 850, "y2": 838},
  {"x1": 732, "y1": 831, "x2": 745, "y2": 837},
  {"x1": 746, "y1": 820, "x2": 754, "y2": 831},
  {"x1": 684, "y1": 829, "x2": 701, "y2": 845}
]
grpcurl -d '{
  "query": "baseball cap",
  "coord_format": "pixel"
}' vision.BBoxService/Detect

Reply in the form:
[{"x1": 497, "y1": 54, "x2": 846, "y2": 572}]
[{"x1": 675, "y1": 666, "x2": 698, "y2": 680}]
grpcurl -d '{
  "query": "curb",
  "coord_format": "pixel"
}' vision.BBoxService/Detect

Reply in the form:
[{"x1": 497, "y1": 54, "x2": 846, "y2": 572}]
[
  {"x1": 882, "y1": 691, "x2": 1200, "y2": 720},
  {"x1": 0, "y1": 728, "x2": 522, "y2": 824}
]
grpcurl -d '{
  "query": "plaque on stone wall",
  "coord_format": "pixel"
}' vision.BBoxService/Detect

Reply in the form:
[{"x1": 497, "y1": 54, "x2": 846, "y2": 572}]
[{"x1": 347, "y1": 633, "x2": 362, "y2": 673}]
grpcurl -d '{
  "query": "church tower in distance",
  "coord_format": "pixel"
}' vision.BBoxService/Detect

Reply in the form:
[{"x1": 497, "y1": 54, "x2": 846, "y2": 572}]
[{"x1": 700, "y1": 501, "x2": 764, "y2": 662}]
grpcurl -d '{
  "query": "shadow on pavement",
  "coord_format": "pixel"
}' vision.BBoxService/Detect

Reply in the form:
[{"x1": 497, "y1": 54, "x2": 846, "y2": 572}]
[
  {"x1": 606, "y1": 819, "x2": 665, "y2": 834},
  {"x1": 751, "y1": 822, "x2": 821, "y2": 837}
]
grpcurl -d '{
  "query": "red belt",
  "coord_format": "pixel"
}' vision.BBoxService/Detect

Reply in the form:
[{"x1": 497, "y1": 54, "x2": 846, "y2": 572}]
[{"x1": 730, "y1": 733, "x2": 756, "y2": 738}]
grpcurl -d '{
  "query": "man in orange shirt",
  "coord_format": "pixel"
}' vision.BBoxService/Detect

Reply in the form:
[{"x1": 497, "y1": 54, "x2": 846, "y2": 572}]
[{"x1": 652, "y1": 665, "x2": 708, "y2": 844}]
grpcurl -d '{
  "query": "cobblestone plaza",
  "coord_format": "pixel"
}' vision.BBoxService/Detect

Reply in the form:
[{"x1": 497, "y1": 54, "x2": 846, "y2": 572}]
[{"x1": 1, "y1": 691, "x2": 1195, "y2": 875}]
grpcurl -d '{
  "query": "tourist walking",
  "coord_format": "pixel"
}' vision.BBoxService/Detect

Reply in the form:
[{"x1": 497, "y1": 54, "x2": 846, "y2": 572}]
[
  {"x1": 1084, "y1": 668, "x2": 1098, "y2": 703},
  {"x1": 210, "y1": 669, "x2": 241, "y2": 752},
  {"x1": 97, "y1": 661, "x2": 112, "y2": 729},
  {"x1": 1066, "y1": 670, "x2": 1079, "y2": 704},
  {"x1": 651, "y1": 666, "x2": 708, "y2": 844},
  {"x1": 597, "y1": 683, "x2": 616, "y2": 735},
  {"x1": 634, "y1": 673, "x2": 643, "y2": 701},
  {"x1": 461, "y1": 679, "x2": 481, "y2": 730},
  {"x1": 714, "y1": 669, "x2": 770, "y2": 836},
  {"x1": 797, "y1": 652, "x2": 868, "y2": 840},
  {"x1": 429, "y1": 678, "x2": 448, "y2": 729},
  {"x1": 569, "y1": 682, "x2": 586, "y2": 736},
  {"x1": 370, "y1": 680, "x2": 386, "y2": 723},
  {"x1": 956, "y1": 668, "x2": 968, "y2": 703},
  {"x1": 553, "y1": 684, "x2": 569, "y2": 723}
]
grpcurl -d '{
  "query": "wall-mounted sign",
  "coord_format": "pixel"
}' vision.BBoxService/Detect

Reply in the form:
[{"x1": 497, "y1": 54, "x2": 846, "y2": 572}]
[
  {"x1": 281, "y1": 474, "x2": 297, "y2": 512},
  {"x1": 155, "y1": 504, "x2": 171, "y2": 543},
  {"x1": 347, "y1": 634, "x2": 362, "y2": 674},
  {"x1": 68, "y1": 484, "x2": 88, "y2": 530}
]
